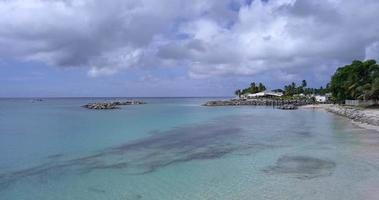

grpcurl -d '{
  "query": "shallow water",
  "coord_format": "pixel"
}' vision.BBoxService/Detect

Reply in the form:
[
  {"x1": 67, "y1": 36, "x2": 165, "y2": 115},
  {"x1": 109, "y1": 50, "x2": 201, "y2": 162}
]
[{"x1": 1, "y1": 98, "x2": 379, "y2": 200}]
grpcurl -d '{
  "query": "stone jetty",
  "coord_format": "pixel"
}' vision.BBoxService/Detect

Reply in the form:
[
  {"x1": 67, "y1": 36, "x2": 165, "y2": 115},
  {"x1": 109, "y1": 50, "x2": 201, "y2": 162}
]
[
  {"x1": 325, "y1": 105, "x2": 379, "y2": 126},
  {"x1": 82, "y1": 100, "x2": 146, "y2": 110},
  {"x1": 203, "y1": 98, "x2": 313, "y2": 107},
  {"x1": 277, "y1": 104, "x2": 298, "y2": 110}
]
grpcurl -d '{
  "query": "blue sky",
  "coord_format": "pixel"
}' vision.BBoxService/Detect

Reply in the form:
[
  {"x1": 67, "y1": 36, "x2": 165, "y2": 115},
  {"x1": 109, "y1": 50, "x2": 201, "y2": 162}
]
[{"x1": 1, "y1": 0, "x2": 379, "y2": 97}]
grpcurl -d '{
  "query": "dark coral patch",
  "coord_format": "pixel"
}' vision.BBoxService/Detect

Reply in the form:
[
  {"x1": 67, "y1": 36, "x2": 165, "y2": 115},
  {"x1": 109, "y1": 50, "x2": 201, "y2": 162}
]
[
  {"x1": 264, "y1": 155, "x2": 336, "y2": 179},
  {"x1": 1, "y1": 116, "x2": 274, "y2": 189}
]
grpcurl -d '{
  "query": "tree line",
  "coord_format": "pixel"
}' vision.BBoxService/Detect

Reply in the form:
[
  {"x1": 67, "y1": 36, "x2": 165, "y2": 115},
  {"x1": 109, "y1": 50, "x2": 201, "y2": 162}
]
[
  {"x1": 274, "y1": 80, "x2": 329, "y2": 96},
  {"x1": 235, "y1": 80, "x2": 329, "y2": 97},
  {"x1": 330, "y1": 59, "x2": 379, "y2": 102},
  {"x1": 235, "y1": 82, "x2": 266, "y2": 97},
  {"x1": 235, "y1": 59, "x2": 379, "y2": 102}
]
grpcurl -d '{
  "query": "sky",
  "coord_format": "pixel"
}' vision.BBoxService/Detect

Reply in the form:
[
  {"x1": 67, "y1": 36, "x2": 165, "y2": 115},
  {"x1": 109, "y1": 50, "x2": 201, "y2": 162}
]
[{"x1": 1, "y1": 0, "x2": 379, "y2": 97}]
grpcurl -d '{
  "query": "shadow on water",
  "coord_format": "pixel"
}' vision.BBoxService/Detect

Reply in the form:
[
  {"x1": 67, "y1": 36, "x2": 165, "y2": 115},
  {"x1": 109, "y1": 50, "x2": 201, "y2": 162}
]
[{"x1": 0, "y1": 115, "x2": 278, "y2": 191}]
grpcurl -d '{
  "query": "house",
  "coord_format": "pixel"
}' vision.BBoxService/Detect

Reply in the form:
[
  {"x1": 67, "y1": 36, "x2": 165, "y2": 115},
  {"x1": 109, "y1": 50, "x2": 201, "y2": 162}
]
[
  {"x1": 313, "y1": 93, "x2": 332, "y2": 103},
  {"x1": 309, "y1": 93, "x2": 332, "y2": 103},
  {"x1": 245, "y1": 91, "x2": 283, "y2": 99},
  {"x1": 315, "y1": 95, "x2": 327, "y2": 103}
]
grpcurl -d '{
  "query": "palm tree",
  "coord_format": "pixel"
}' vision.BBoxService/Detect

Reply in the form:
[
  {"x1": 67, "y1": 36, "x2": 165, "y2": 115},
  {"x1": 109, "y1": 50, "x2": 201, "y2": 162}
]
[
  {"x1": 258, "y1": 83, "x2": 266, "y2": 92},
  {"x1": 234, "y1": 89, "x2": 241, "y2": 98},
  {"x1": 301, "y1": 80, "x2": 307, "y2": 88},
  {"x1": 330, "y1": 59, "x2": 379, "y2": 101}
]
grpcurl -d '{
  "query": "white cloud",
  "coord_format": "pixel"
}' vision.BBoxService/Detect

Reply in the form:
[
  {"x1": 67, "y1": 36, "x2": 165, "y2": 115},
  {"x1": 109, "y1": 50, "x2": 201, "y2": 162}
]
[
  {"x1": 0, "y1": 0, "x2": 379, "y2": 82},
  {"x1": 179, "y1": 0, "x2": 379, "y2": 78}
]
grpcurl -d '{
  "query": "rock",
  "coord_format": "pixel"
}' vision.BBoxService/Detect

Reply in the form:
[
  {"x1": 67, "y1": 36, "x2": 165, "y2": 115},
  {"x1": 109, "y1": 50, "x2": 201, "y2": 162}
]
[
  {"x1": 277, "y1": 104, "x2": 298, "y2": 110},
  {"x1": 203, "y1": 99, "x2": 311, "y2": 107},
  {"x1": 31, "y1": 98, "x2": 43, "y2": 103},
  {"x1": 112, "y1": 100, "x2": 146, "y2": 105},
  {"x1": 82, "y1": 102, "x2": 118, "y2": 110},
  {"x1": 82, "y1": 100, "x2": 146, "y2": 110},
  {"x1": 325, "y1": 105, "x2": 379, "y2": 127}
]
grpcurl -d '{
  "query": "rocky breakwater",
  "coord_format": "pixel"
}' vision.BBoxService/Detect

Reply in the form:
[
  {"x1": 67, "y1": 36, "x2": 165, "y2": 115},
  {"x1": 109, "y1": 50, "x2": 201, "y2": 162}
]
[
  {"x1": 325, "y1": 105, "x2": 379, "y2": 126},
  {"x1": 277, "y1": 104, "x2": 298, "y2": 110},
  {"x1": 203, "y1": 99, "x2": 312, "y2": 107},
  {"x1": 82, "y1": 100, "x2": 146, "y2": 110},
  {"x1": 112, "y1": 100, "x2": 146, "y2": 106}
]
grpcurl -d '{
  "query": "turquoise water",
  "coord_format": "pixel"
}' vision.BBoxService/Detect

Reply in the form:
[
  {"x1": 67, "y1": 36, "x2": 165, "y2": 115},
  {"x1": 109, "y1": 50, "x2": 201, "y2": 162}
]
[{"x1": 1, "y1": 98, "x2": 379, "y2": 200}]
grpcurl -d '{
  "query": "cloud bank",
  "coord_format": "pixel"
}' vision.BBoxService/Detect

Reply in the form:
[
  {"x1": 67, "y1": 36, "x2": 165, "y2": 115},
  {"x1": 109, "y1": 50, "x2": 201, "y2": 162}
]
[{"x1": 0, "y1": 0, "x2": 379, "y2": 80}]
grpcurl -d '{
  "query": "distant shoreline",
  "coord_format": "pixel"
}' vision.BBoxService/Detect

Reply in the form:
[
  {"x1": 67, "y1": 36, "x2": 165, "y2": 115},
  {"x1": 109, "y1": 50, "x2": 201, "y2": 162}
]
[
  {"x1": 0, "y1": 96, "x2": 232, "y2": 99},
  {"x1": 203, "y1": 98, "x2": 313, "y2": 106}
]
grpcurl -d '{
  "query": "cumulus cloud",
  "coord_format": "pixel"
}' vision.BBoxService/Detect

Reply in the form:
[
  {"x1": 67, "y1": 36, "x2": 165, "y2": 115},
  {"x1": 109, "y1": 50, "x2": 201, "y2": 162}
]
[
  {"x1": 0, "y1": 0, "x2": 379, "y2": 80},
  {"x1": 158, "y1": 0, "x2": 379, "y2": 79}
]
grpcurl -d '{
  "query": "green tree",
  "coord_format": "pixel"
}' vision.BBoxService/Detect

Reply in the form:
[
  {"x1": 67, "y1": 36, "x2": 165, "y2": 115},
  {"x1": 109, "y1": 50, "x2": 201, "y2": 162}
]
[
  {"x1": 239, "y1": 82, "x2": 267, "y2": 95},
  {"x1": 301, "y1": 80, "x2": 307, "y2": 88},
  {"x1": 283, "y1": 82, "x2": 297, "y2": 96},
  {"x1": 258, "y1": 82, "x2": 266, "y2": 92},
  {"x1": 330, "y1": 59, "x2": 379, "y2": 102}
]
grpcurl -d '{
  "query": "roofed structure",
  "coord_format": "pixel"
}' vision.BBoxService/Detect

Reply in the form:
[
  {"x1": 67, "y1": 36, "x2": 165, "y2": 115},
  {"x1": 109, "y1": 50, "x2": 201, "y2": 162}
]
[{"x1": 245, "y1": 91, "x2": 283, "y2": 98}]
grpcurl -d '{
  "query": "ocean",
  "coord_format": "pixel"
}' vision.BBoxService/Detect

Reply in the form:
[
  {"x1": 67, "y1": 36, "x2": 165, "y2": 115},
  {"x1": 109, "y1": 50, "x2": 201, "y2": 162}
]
[{"x1": 0, "y1": 97, "x2": 379, "y2": 200}]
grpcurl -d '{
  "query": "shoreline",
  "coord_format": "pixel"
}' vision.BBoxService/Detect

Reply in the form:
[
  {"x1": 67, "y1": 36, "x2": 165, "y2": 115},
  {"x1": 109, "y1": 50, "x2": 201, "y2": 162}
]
[
  {"x1": 300, "y1": 104, "x2": 379, "y2": 132},
  {"x1": 203, "y1": 98, "x2": 314, "y2": 106},
  {"x1": 203, "y1": 98, "x2": 379, "y2": 132}
]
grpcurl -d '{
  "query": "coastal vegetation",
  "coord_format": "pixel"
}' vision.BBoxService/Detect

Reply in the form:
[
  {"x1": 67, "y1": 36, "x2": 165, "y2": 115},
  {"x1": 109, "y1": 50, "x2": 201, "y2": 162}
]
[
  {"x1": 235, "y1": 59, "x2": 379, "y2": 103},
  {"x1": 330, "y1": 59, "x2": 379, "y2": 102},
  {"x1": 236, "y1": 80, "x2": 329, "y2": 98},
  {"x1": 280, "y1": 80, "x2": 329, "y2": 97},
  {"x1": 235, "y1": 82, "x2": 266, "y2": 97}
]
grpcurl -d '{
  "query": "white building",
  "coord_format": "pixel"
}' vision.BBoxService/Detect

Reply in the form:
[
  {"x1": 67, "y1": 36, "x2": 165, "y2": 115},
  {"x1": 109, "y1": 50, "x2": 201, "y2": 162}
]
[
  {"x1": 245, "y1": 91, "x2": 283, "y2": 99},
  {"x1": 315, "y1": 95, "x2": 326, "y2": 103},
  {"x1": 314, "y1": 93, "x2": 332, "y2": 103}
]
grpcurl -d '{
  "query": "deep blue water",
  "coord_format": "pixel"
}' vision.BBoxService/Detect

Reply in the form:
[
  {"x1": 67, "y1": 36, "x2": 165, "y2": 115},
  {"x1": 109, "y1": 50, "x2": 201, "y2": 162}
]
[{"x1": 1, "y1": 98, "x2": 379, "y2": 200}]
